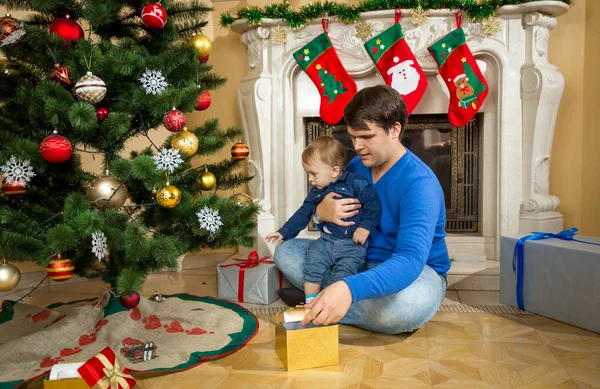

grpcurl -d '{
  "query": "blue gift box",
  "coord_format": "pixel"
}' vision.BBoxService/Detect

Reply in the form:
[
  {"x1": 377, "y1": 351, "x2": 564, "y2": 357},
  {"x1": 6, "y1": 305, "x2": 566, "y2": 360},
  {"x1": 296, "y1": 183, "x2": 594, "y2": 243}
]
[{"x1": 500, "y1": 230, "x2": 600, "y2": 333}]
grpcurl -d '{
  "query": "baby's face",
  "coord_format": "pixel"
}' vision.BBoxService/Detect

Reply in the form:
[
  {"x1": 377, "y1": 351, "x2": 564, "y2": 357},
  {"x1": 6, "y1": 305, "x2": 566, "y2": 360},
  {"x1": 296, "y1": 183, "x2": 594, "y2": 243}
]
[{"x1": 302, "y1": 159, "x2": 337, "y2": 189}]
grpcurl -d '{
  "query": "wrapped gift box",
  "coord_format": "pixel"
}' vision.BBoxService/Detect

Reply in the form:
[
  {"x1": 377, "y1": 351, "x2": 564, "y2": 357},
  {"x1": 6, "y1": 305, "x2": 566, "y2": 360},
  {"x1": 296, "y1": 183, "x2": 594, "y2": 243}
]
[
  {"x1": 275, "y1": 306, "x2": 339, "y2": 371},
  {"x1": 217, "y1": 251, "x2": 282, "y2": 305},
  {"x1": 500, "y1": 233, "x2": 600, "y2": 333},
  {"x1": 44, "y1": 362, "x2": 88, "y2": 389}
]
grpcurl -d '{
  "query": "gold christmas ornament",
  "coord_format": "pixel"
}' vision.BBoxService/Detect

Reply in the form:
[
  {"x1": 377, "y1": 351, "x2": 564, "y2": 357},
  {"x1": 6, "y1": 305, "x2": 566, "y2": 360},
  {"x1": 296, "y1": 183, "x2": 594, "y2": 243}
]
[
  {"x1": 411, "y1": 5, "x2": 429, "y2": 27},
  {"x1": 0, "y1": 259, "x2": 21, "y2": 292},
  {"x1": 272, "y1": 25, "x2": 287, "y2": 46},
  {"x1": 355, "y1": 19, "x2": 372, "y2": 41},
  {"x1": 482, "y1": 16, "x2": 501, "y2": 36},
  {"x1": 188, "y1": 33, "x2": 212, "y2": 57},
  {"x1": 229, "y1": 191, "x2": 253, "y2": 205},
  {"x1": 170, "y1": 127, "x2": 198, "y2": 157},
  {"x1": 156, "y1": 180, "x2": 181, "y2": 209},
  {"x1": 74, "y1": 71, "x2": 107, "y2": 104},
  {"x1": 197, "y1": 167, "x2": 216, "y2": 191},
  {"x1": 87, "y1": 174, "x2": 129, "y2": 209}
]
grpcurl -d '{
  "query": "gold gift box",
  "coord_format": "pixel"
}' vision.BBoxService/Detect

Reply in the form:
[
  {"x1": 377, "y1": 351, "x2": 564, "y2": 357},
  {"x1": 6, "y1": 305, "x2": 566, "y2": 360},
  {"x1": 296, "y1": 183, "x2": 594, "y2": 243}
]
[
  {"x1": 275, "y1": 306, "x2": 339, "y2": 371},
  {"x1": 44, "y1": 378, "x2": 89, "y2": 389}
]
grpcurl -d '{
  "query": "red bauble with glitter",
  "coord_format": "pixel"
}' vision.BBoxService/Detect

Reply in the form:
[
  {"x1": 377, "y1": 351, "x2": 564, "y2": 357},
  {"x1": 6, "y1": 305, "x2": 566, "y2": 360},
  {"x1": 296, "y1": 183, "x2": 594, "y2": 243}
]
[
  {"x1": 141, "y1": 3, "x2": 168, "y2": 30},
  {"x1": 162, "y1": 108, "x2": 186, "y2": 132},
  {"x1": 0, "y1": 13, "x2": 22, "y2": 42},
  {"x1": 49, "y1": 17, "x2": 84, "y2": 42},
  {"x1": 231, "y1": 142, "x2": 249, "y2": 160},
  {"x1": 40, "y1": 131, "x2": 73, "y2": 163},
  {"x1": 46, "y1": 255, "x2": 74, "y2": 282},
  {"x1": 120, "y1": 292, "x2": 141, "y2": 309},
  {"x1": 50, "y1": 64, "x2": 73, "y2": 87},
  {"x1": 1, "y1": 178, "x2": 26, "y2": 196},
  {"x1": 194, "y1": 90, "x2": 211, "y2": 111},
  {"x1": 198, "y1": 55, "x2": 209, "y2": 63},
  {"x1": 95, "y1": 107, "x2": 109, "y2": 121}
]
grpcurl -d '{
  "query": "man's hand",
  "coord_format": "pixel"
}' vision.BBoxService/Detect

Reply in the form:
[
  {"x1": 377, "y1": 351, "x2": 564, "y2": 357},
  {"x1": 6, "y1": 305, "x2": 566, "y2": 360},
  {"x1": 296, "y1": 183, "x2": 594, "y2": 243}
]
[
  {"x1": 265, "y1": 232, "x2": 283, "y2": 243},
  {"x1": 315, "y1": 192, "x2": 361, "y2": 226},
  {"x1": 353, "y1": 227, "x2": 370, "y2": 245},
  {"x1": 301, "y1": 281, "x2": 353, "y2": 326}
]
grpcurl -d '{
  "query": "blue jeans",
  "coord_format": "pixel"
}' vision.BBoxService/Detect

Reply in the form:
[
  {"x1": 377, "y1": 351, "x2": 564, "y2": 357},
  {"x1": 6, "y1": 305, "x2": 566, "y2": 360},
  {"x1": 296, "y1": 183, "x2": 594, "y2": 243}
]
[
  {"x1": 274, "y1": 239, "x2": 447, "y2": 334},
  {"x1": 304, "y1": 233, "x2": 367, "y2": 285}
]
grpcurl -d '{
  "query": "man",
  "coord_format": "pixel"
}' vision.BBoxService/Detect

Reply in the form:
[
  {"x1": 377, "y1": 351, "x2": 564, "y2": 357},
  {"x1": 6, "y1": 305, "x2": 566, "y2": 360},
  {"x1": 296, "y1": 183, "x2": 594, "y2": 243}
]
[{"x1": 274, "y1": 85, "x2": 450, "y2": 334}]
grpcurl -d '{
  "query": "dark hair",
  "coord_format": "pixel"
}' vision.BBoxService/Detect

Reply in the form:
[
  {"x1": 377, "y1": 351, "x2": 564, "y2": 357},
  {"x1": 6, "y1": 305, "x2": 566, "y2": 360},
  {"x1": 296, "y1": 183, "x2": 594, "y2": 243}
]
[
  {"x1": 302, "y1": 136, "x2": 346, "y2": 170},
  {"x1": 343, "y1": 85, "x2": 408, "y2": 138}
]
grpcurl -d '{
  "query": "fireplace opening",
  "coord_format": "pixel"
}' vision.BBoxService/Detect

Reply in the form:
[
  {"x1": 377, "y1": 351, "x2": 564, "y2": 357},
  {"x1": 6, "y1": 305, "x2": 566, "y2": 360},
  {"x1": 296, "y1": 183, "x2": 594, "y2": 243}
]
[{"x1": 304, "y1": 114, "x2": 481, "y2": 233}]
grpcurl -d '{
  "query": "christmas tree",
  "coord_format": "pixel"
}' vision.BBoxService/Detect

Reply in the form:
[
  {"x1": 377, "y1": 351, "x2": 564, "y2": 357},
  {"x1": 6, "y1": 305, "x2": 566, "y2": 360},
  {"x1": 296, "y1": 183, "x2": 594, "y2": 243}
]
[
  {"x1": 0, "y1": 0, "x2": 259, "y2": 299},
  {"x1": 318, "y1": 67, "x2": 347, "y2": 104}
]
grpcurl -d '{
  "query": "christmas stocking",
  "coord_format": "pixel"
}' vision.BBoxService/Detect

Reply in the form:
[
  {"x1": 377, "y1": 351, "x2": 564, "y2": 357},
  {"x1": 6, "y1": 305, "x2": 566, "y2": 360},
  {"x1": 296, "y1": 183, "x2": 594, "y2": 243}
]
[
  {"x1": 293, "y1": 27, "x2": 357, "y2": 125},
  {"x1": 364, "y1": 9, "x2": 427, "y2": 115},
  {"x1": 428, "y1": 14, "x2": 488, "y2": 127}
]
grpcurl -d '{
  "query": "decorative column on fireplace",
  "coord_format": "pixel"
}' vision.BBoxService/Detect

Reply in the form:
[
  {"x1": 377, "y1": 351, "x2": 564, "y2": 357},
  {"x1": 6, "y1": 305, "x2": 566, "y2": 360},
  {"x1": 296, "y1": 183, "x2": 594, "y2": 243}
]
[{"x1": 233, "y1": 2, "x2": 568, "y2": 258}]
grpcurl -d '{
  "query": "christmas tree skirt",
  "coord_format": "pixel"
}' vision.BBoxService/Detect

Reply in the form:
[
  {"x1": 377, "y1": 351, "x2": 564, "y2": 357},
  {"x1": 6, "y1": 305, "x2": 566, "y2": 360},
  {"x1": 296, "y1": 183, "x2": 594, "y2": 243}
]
[{"x1": 0, "y1": 294, "x2": 258, "y2": 389}]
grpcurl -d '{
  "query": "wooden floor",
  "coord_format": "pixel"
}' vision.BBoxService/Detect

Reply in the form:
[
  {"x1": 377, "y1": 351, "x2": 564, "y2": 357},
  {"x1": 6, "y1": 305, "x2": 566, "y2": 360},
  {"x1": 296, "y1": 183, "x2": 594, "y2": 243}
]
[{"x1": 4, "y1": 266, "x2": 600, "y2": 389}]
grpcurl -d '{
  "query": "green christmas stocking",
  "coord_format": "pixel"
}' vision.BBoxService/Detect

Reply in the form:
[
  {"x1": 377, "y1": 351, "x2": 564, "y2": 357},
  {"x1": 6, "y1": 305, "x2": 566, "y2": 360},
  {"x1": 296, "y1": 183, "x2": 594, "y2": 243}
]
[
  {"x1": 428, "y1": 17, "x2": 488, "y2": 127},
  {"x1": 294, "y1": 30, "x2": 357, "y2": 125}
]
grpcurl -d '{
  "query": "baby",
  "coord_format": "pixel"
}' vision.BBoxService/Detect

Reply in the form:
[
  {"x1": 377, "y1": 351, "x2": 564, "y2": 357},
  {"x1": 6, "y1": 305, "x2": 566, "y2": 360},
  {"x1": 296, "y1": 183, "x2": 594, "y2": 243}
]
[{"x1": 266, "y1": 136, "x2": 381, "y2": 304}]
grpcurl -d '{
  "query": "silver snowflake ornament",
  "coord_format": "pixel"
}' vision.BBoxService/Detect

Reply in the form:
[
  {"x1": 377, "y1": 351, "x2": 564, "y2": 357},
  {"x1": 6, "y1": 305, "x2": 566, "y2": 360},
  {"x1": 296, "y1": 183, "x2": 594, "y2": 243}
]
[
  {"x1": 139, "y1": 69, "x2": 168, "y2": 95},
  {"x1": 196, "y1": 206, "x2": 223, "y2": 236},
  {"x1": 1, "y1": 156, "x2": 36, "y2": 184},
  {"x1": 153, "y1": 148, "x2": 183, "y2": 173},
  {"x1": 0, "y1": 26, "x2": 26, "y2": 47},
  {"x1": 91, "y1": 231, "x2": 108, "y2": 261}
]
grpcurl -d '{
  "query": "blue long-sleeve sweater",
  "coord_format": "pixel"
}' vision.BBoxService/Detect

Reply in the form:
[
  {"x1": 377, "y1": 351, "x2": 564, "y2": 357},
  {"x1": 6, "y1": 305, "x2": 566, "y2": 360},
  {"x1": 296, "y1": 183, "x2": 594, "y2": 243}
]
[
  {"x1": 278, "y1": 171, "x2": 381, "y2": 240},
  {"x1": 343, "y1": 150, "x2": 450, "y2": 302}
]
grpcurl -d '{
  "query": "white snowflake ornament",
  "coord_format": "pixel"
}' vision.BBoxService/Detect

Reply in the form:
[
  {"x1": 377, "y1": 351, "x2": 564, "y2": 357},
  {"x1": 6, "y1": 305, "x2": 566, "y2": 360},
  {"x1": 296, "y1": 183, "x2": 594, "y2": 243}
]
[
  {"x1": 139, "y1": 69, "x2": 168, "y2": 95},
  {"x1": 196, "y1": 206, "x2": 223, "y2": 240},
  {"x1": 0, "y1": 26, "x2": 26, "y2": 47},
  {"x1": 153, "y1": 148, "x2": 183, "y2": 173},
  {"x1": 91, "y1": 231, "x2": 108, "y2": 261},
  {"x1": 1, "y1": 156, "x2": 36, "y2": 184}
]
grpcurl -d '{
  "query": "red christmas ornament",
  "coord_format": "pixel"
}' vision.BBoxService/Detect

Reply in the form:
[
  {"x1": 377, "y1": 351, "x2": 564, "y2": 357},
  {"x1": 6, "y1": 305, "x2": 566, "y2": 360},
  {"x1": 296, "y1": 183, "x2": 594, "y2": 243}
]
[
  {"x1": 1, "y1": 178, "x2": 26, "y2": 196},
  {"x1": 46, "y1": 255, "x2": 74, "y2": 282},
  {"x1": 49, "y1": 17, "x2": 84, "y2": 42},
  {"x1": 198, "y1": 55, "x2": 209, "y2": 63},
  {"x1": 141, "y1": 3, "x2": 168, "y2": 30},
  {"x1": 0, "y1": 13, "x2": 22, "y2": 42},
  {"x1": 50, "y1": 63, "x2": 73, "y2": 87},
  {"x1": 231, "y1": 142, "x2": 249, "y2": 160},
  {"x1": 195, "y1": 90, "x2": 211, "y2": 111},
  {"x1": 120, "y1": 292, "x2": 141, "y2": 309},
  {"x1": 95, "y1": 107, "x2": 109, "y2": 121},
  {"x1": 163, "y1": 108, "x2": 186, "y2": 132},
  {"x1": 40, "y1": 130, "x2": 73, "y2": 163}
]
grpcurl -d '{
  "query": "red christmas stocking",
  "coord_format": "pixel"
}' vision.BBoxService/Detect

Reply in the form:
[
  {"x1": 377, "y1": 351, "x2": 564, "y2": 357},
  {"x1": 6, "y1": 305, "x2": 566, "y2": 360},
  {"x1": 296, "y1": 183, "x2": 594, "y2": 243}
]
[
  {"x1": 428, "y1": 13, "x2": 488, "y2": 127},
  {"x1": 364, "y1": 9, "x2": 427, "y2": 115},
  {"x1": 293, "y1": 20, "x2": 357, "y2": 125}
]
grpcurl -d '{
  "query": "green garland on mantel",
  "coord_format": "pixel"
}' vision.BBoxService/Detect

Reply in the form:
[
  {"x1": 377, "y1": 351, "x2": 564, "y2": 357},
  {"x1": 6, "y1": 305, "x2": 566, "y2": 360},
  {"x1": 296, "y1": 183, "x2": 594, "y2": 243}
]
[{"x1": 220, "y1": 0, "x2": 572, "y2": 29}]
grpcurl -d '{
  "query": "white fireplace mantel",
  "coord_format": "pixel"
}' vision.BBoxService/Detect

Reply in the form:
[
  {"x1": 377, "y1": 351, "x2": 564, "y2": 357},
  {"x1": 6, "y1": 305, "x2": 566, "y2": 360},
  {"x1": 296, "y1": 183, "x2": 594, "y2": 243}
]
[{"x1": 231, "y1": 1, "x2": 568, "y2": 258}]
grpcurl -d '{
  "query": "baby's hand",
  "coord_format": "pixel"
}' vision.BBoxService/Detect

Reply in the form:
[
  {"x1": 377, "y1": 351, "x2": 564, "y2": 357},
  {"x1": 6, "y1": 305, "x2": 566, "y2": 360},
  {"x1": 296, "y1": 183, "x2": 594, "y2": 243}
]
[
  {"x1": 353, "y1": 227, "x2": 370, "y2": 245},
  {"x1": 266, "y1": 232, "x2": 283, "y2": 243}
]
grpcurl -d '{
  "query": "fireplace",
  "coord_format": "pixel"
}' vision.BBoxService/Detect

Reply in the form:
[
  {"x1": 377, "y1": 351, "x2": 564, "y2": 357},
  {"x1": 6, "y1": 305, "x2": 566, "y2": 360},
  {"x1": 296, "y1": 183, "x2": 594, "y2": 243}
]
[
  {"x1": 305, "y1": 114, "x2": 481, "y2": 233},
  {"x1": 232, "y1": 2, "x2": 569, "y2": 258}
]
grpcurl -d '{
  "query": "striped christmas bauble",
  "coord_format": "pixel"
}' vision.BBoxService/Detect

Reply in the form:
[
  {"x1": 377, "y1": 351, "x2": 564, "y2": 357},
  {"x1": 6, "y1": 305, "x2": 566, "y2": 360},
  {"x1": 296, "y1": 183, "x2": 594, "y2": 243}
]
[
  {"x1": 231, "y1": 142, "x2": 249, "y2": 160},
  {"x1": 2, "y1": 178, "x2": 26, "y2": 195},
  {"x1": 46, "y1": 256, "x2": 74, "y2": 282},
  {"x1": 74, "y1": 71, "x2": 106, "y2": 104}
]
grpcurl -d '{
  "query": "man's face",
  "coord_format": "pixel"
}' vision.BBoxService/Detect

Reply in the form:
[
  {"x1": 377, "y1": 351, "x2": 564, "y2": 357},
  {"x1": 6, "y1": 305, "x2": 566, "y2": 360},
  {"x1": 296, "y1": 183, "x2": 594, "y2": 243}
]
[{"x1": 347, "y1": 121, "x2": 399, "y2": 168}]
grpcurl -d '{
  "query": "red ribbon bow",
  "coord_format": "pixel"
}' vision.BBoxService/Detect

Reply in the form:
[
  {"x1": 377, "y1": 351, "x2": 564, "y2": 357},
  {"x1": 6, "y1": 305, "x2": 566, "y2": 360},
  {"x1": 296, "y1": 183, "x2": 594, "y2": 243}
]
[{"x1": 221, "y1": 251, "x2": 281, "y2": 302}]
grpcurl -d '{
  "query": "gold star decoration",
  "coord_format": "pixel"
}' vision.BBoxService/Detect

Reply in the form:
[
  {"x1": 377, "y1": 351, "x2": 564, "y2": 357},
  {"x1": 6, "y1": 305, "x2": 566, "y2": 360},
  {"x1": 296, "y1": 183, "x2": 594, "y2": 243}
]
[
  {"x1": 304, "y1": 48, "x2": 310, "y2": 55},
  {"x1": 482, "y1": 15, "x2": 501, "y2": 36},
  {"x1": 411, "y1": 5, "x2": 429, "y2": 27},
  {"x1": 461, "y1": 57, "x2": 467, "y2": 63},
  {"x1": 272, "y1": 25, "x2": 287, "y2": 46},
  {"x1": 355, "y1": 19, "x2": 372, "y2": 41},
  {"x1": 316, "y1": 64, "x2": 322, "y2": 70}
]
